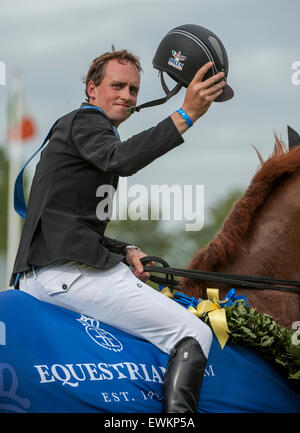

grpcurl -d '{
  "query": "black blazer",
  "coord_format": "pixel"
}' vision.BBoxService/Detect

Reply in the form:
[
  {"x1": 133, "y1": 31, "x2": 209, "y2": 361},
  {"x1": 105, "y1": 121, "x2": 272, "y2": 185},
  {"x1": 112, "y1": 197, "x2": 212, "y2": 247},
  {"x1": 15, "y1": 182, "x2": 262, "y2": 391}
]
[{"x1": 10, "y1": 103, "x2": 184, "y2": 285}]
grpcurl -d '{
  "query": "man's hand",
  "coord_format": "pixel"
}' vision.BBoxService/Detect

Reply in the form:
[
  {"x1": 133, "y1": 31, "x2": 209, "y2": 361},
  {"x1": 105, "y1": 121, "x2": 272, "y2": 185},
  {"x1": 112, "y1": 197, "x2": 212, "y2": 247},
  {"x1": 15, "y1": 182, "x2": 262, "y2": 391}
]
[
  {"x1": 171, "y1": 61, "x2": 226, "y2": 134},
  {"x1": 125, "y1": 248, "x2": 151, "y2": 283},
  {"x1": 182, "y1": 61, "x2": 226, "y2": 120}
]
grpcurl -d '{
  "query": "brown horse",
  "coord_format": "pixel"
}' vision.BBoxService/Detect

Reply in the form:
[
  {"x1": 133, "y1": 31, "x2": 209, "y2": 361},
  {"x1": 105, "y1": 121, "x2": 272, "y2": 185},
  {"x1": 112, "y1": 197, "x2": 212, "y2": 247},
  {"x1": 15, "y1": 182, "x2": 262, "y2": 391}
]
[{"x1": 180, "y1": 127, "x2": 300, "y2": 329}]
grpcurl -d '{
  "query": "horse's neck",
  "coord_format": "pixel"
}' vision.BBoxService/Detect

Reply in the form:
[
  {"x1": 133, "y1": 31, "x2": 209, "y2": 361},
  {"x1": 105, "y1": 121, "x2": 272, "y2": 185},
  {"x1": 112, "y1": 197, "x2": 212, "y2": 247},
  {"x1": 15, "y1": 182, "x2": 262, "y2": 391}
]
[
  {"x1": 216, "y1": 170, "x2": 300, "y2": 328},
  {"x1": 221, "y1": 170, "x2": 300, "y2": 279}
]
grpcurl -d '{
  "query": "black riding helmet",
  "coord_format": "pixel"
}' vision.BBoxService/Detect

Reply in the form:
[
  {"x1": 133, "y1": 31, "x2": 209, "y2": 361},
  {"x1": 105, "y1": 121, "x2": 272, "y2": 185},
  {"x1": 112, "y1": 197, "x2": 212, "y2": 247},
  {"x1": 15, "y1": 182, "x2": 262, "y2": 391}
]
[{"x1": 129, "y1": 24, "x2": 234, "y2": 113}]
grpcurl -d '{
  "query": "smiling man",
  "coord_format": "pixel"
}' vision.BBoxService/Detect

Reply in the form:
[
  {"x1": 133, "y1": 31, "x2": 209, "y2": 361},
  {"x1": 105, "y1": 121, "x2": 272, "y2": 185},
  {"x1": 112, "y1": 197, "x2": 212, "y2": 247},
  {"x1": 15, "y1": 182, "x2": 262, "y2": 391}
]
[
  {"x1": 87, "y1": 57, "x2": 140, "y2": 127},
  {"x1": 12, "y1": 47, "x2": 227, "y2": 413}
]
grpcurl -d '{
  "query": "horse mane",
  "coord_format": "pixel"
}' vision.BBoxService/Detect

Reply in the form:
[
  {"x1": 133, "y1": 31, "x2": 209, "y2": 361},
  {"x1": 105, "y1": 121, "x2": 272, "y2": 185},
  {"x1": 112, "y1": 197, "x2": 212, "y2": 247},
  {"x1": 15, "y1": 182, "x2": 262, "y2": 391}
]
[{"x1": 185, "y1": 136, "x2": 300, "y2": 276}]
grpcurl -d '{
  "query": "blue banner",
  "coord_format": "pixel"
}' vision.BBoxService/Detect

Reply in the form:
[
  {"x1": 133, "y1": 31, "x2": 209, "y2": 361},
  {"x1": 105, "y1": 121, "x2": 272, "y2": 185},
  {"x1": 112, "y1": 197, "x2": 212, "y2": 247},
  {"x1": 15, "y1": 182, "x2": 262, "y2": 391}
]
[{"x1": 0, "y1": 290, "x2": 299, "y2": 413}]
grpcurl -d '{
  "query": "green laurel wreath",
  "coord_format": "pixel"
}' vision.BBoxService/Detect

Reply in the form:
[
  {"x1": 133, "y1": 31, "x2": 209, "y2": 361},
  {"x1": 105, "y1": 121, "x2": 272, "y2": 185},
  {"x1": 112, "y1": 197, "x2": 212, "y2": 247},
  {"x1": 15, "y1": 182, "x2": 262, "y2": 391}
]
[{"x1": 203, "y1": 300, "x2": 300, "y2": 393}]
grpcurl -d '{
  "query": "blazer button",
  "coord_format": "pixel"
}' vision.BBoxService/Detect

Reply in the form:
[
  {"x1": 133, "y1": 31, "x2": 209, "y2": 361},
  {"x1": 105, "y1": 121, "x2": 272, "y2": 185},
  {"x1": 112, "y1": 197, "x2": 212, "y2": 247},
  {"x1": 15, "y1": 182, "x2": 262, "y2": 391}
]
[{"x1": 62, "y1": 284, "x2": 68, "y2": 290}]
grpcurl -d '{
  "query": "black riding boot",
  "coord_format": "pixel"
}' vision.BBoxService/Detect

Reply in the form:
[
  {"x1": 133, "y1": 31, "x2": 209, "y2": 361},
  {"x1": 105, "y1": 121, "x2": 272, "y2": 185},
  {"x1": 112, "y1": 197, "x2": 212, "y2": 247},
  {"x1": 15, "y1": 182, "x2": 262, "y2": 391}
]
[{"x1": 163, "y1": 336, "x2": 207, "y2": 413}]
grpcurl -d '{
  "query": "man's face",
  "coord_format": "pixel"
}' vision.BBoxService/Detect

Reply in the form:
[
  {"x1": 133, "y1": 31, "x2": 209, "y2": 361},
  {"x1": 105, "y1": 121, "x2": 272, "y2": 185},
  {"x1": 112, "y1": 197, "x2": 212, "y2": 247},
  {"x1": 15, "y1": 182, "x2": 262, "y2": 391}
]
[{"x1": 88, "y1": 59, "x2": 140, "y2": 127}]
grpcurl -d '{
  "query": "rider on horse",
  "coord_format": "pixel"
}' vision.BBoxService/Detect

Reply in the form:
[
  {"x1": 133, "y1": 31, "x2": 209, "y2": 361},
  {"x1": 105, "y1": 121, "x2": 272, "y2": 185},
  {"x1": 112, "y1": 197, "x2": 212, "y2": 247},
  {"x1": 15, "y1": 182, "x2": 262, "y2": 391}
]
[{"x1": 10, "y1": 25, "x2": 234, "y2": 413}]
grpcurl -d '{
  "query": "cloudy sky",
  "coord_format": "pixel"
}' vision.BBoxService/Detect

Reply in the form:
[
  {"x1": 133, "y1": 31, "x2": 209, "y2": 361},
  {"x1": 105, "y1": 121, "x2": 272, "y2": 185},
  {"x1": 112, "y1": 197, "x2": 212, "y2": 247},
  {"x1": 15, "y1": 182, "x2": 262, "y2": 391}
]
[{"x1": 0, "y1": 0, "x2": 299, "y2": 221}]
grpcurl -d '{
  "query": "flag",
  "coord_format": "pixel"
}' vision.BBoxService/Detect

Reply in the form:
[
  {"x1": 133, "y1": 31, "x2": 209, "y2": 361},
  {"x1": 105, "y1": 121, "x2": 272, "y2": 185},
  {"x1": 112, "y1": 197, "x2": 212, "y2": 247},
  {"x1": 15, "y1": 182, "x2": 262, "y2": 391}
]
[
  {"x1": 6, "y1": 86, "x2": 36, "y2": 142},
  {"x1": 7, "y1": 115, "x2": 36, "y2": 141}
]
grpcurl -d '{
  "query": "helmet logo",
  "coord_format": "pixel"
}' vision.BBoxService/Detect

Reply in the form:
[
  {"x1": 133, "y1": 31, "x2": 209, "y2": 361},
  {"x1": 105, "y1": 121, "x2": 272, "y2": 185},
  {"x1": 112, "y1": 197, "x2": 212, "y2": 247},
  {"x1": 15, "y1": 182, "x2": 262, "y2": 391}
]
[{"x1": 168, "y1": 50, "x2": 187, "y2": 71}]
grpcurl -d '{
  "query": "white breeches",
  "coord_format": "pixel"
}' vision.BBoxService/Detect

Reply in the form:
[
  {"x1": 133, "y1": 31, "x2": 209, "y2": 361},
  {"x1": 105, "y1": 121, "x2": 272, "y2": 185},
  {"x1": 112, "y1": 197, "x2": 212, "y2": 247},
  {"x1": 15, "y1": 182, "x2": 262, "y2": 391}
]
[{"x1": 19, "y1": 261, "x2": 212, "y2": 358}]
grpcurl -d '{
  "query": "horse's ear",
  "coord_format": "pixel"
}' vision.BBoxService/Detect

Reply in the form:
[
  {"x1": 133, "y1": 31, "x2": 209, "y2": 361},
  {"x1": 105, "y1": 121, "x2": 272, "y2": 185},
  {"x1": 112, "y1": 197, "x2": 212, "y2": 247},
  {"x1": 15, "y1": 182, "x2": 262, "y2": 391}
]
[{"x1": 287, "y1": 125, "x2": 300, "y2": 149}]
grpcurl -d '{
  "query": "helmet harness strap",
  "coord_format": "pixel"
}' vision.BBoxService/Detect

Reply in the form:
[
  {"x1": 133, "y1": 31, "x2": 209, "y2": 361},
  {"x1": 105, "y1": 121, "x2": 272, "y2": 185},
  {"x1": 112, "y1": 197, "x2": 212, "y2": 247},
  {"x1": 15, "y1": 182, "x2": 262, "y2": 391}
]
[{"x1": 127, "y1": 71, "x2": 182, "y2": 114}]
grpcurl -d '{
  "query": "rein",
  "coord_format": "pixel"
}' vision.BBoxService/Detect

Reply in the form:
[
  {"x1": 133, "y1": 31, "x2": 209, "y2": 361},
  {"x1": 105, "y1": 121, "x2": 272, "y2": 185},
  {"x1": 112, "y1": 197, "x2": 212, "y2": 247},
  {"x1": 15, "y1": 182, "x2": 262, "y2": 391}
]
[{"x1": 140, "y1": 256, "x2": 300, "y2": 294}]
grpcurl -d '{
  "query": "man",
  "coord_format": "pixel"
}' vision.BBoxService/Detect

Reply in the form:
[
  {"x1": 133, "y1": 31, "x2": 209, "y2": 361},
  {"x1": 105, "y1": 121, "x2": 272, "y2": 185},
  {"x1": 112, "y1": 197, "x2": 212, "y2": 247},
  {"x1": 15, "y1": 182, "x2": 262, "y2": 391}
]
[{"x1": 11, "y1": 49, "x2": 226, "y2": 412}]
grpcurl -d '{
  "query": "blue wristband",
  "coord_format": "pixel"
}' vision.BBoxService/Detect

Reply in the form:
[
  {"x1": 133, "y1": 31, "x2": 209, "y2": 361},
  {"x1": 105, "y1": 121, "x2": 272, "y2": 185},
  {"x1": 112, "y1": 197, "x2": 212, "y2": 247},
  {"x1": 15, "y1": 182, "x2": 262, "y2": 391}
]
[{"x1": 176, "y1": 108, "x2": 193, "y2": 128}]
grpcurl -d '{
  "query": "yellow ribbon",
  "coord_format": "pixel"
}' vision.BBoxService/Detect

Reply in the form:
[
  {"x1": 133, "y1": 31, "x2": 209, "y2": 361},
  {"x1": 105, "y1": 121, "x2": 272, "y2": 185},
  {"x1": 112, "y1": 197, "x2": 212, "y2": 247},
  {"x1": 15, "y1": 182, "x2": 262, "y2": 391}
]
[
  {"x1": 160, "y1": 286, "x2": 230, "y2": 349},
  {"x1": 160, "y1": 286, "x2": 174, "y2": 299},
  {"x1": 188, "y1": 288, "x2": 230, "y2": 349}
]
